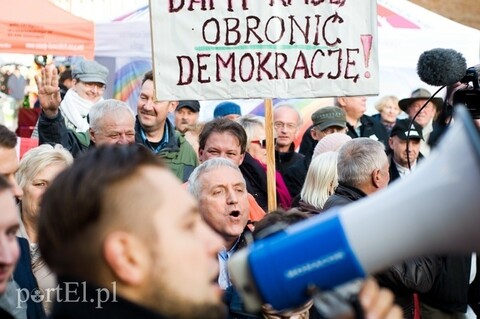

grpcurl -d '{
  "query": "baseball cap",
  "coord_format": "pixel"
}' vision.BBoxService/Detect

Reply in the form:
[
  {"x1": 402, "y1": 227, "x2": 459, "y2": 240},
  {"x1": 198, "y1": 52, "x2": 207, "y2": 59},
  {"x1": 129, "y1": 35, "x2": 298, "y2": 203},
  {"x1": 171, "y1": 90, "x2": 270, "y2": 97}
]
[
  {"x1": 72, "y1": 60, "x2": 109, "y2": 85},
  {"x1": 177, "y1": 100, "x2": 200, "y2": 112},
  {"x1": 390, "y1": 119, "x2": 423, "y2": 140},
  {"x1": 311, "y1": 106, "x2": 347, "y2": 131}
]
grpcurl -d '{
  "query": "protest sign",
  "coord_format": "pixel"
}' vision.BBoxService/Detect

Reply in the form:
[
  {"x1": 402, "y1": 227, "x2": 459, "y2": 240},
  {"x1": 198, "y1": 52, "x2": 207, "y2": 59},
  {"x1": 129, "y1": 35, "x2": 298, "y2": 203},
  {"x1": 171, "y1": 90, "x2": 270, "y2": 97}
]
[{"x1": 150, "y1": 0, "x2": 378, "y2": 100}]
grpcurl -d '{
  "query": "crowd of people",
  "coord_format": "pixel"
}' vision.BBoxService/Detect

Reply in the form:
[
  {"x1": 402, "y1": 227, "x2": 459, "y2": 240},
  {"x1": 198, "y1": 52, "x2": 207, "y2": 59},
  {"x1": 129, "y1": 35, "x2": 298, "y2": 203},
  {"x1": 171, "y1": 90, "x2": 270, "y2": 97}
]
[{"x1": 0, "y1": 57, "x2": 478, "y2": 319}]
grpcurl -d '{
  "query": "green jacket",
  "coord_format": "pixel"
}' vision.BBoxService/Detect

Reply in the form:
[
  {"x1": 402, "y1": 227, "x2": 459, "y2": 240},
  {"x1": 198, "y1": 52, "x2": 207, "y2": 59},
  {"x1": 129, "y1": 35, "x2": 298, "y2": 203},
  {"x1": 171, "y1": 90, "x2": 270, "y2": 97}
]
[{"x1": 135, "y1": 117, "x2": 198, "y2": 182}]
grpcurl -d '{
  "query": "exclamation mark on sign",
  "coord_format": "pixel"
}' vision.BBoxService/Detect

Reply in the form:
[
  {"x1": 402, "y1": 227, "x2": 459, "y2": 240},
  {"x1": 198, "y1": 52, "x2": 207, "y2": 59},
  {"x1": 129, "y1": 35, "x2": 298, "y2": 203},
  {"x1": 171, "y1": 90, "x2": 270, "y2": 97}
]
[{"x1": 360, "y1": 34, "x2": 373, "y2": 79}]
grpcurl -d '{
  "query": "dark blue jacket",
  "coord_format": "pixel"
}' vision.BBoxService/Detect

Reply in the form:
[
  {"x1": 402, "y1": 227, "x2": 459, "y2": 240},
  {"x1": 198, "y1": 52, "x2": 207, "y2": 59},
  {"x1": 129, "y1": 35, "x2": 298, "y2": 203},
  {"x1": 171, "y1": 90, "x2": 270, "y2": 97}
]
[{"x1": 13, "y1": 237, "x2": 46, "y2": 319}]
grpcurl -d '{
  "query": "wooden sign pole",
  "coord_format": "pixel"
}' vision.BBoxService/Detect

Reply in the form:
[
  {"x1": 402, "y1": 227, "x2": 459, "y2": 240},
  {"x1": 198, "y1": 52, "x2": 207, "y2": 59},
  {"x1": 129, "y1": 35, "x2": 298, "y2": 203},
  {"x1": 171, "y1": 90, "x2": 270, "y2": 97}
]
[{"x1": 264, "y1": 98, "x2": 277, "y2": 213}]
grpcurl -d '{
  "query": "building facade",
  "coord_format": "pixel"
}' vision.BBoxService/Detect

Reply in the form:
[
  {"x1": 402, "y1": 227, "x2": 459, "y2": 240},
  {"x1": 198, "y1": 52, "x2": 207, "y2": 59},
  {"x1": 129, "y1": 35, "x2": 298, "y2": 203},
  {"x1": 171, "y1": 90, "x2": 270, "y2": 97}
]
[{"x1": 410, "y1": 0, "x2": 480, "y2": 30}]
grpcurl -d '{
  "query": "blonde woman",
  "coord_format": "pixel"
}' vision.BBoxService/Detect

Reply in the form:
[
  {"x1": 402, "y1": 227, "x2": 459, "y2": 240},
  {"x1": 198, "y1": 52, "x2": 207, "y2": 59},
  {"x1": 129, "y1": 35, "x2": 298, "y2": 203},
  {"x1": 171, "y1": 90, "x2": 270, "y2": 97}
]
[
  {"x1": 372, "y1": 95, "x2": 402, "y2": 134},
  {"x1": 299, "y1": 151, "x2": 339, "y2": 213},
  {"x1": 16, "y1": 144, "x2": 73, "y2": 313}
]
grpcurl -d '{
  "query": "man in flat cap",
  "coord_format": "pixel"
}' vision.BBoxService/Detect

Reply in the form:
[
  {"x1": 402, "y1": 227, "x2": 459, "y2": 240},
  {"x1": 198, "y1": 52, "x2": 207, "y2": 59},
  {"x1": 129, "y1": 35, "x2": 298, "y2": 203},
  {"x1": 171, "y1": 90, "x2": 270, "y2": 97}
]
[
  {"x1": 59, "y1": 59, "x2": 109, "y2": 132},
  {"x1": 299, "y1": 105, "x2": 348, "y2": 167},
  {"x1": 32, "y1": 59, "x2": 109, "y2": 143}
]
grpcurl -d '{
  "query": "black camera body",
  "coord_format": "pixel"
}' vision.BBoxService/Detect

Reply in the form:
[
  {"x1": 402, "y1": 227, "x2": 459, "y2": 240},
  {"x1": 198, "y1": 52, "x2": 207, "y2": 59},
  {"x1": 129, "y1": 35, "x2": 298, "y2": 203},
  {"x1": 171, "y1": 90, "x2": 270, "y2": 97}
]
[{"x1": 453, "y1": 67, "x2": 480, "y2": 119}]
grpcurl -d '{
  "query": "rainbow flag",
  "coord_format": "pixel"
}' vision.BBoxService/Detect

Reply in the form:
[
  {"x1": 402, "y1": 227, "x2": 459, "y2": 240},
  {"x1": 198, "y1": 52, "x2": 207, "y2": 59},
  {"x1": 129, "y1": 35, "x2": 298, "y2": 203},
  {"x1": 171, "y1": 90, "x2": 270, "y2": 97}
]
[{"x1": 113, "y1": 59, "x2": 152, "y2": 109}]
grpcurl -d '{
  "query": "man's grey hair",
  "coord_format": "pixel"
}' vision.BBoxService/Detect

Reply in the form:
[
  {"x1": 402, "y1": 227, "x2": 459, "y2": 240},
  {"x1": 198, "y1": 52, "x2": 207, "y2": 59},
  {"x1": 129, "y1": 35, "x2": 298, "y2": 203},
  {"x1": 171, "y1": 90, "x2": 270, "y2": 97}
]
[
  {"x1": 89, "y1": 99, "x2": 135, "y2": 132},
  {"x1": 337, "y1": 138, "x2": 387, "y2": 188},
  {"x1": 273, "y1": 103, "x2": 302, "y2": 126},
  {"x1": 187, "y1": 157, "x2": 243, "y2": 199}
]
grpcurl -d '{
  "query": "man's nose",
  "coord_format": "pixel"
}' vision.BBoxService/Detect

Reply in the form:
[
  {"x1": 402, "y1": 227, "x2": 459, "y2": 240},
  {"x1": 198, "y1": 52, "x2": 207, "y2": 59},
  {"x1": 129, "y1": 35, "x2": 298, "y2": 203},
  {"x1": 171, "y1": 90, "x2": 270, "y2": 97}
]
[
  {"x1": 226, "y1": 187, "x2": 239, "y2": 204},
  {"x1": 117, "y1": 134, "x2": 130, "y2": 145},
  {"x1": 143, "y1": 99, "x2": 155, "y2": 110}
]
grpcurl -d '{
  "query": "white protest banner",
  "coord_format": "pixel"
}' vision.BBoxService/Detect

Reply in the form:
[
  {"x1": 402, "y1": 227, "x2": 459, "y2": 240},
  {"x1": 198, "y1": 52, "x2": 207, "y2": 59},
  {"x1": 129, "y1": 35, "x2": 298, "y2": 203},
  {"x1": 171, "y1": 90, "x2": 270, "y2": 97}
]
[{"x1": 150, "y1": 0, "x2": 378, "y2": 100}]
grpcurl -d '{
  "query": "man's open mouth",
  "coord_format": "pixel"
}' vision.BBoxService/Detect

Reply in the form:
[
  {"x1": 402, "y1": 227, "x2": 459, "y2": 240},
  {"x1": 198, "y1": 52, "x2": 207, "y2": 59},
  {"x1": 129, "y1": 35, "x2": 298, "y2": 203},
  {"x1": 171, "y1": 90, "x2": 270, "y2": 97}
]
[{"x1": 230, "y1": 210, "x2": 240, "y2": 218}]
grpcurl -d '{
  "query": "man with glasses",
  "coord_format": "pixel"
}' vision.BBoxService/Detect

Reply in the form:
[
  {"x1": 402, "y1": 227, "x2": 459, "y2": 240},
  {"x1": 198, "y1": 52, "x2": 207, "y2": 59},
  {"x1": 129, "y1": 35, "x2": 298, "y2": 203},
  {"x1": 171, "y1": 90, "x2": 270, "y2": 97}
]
[{"x1": 273, "y1": 104, "x2": 304, "y2": 176}]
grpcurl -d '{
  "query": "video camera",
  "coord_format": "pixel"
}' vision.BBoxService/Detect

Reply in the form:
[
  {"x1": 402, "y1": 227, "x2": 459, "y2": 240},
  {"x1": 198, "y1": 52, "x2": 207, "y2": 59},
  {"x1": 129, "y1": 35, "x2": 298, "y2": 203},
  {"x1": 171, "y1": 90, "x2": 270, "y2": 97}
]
[
  {"x1": 453, "y1": 66, "x2": 480, "y2": 119},
  {"x1": 416, "y1": 48, "x2": 480, "y2": 120}
]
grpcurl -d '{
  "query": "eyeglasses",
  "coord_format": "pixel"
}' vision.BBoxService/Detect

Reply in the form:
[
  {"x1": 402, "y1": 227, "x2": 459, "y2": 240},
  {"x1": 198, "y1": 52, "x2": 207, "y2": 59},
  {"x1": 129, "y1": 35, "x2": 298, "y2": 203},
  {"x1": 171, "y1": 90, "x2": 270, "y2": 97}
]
[
  {"x1": 274, "y1": 121, "x2": 298, "y2": 131},
  {"x1": 250, "y1": 138, "x2": 277, "y2": 149}
]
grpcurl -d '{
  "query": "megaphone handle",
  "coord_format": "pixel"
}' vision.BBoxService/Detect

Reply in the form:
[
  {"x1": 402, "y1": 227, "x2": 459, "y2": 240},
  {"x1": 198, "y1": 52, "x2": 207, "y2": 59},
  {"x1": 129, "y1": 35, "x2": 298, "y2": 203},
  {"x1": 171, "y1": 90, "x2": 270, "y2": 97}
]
[{"x1": 309, "y1": 286, "x2": 364, "y2": 319}]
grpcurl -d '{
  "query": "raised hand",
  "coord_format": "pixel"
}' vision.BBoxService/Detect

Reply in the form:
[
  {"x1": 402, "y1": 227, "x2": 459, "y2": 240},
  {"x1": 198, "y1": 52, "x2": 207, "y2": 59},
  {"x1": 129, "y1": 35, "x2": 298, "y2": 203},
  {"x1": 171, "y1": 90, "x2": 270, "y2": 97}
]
[{"x1": 35, "y1": 64, "x2": 61, "y2": 118}]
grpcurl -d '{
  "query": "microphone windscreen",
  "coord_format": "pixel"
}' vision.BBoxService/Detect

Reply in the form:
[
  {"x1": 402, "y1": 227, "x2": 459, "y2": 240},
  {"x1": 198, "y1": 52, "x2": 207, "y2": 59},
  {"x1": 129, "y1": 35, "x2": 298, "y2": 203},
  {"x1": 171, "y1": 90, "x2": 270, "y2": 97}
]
[{"x1": 417, "y1": 48, "x2": 467, "y2": 86}]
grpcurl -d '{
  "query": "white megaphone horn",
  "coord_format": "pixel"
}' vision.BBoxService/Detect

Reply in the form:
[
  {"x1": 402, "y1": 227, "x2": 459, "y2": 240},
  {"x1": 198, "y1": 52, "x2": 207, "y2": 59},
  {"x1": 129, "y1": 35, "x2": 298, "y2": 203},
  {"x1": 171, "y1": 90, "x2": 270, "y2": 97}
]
[{"x1": 229, "y1": 105, "x2": 480, "y2": 313}]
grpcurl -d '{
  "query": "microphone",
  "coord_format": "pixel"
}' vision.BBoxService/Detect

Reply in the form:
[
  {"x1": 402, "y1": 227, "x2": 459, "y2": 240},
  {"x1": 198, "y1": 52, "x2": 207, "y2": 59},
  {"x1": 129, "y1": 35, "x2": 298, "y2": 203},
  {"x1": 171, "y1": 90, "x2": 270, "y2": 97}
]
[{"x1": 417, "y1": 48, "x2": 467, "y2": 86}]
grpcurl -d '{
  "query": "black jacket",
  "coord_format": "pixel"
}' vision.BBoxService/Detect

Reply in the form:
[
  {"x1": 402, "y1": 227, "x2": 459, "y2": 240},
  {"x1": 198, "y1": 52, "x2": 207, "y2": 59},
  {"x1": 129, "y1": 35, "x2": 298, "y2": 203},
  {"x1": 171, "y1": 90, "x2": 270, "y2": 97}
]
[
  {"x1": 298, "y1": 125, "x2": 316, "y2": 162},
  {"x1": 0, "y1": 308, "x2": 14, "y2": 319},
  {"x1": 51, "y1": 278, "x2": 169, "y2": 319},
  {"x1": 346, "y1": 115, "x2": 389, "y2": 148},
  {"x1": 375, "y1": 257, "x2": 439, "y2": 318},
  {"x1": 322, "y1": 184, "x2": 366, "y2": 211},
  {"x1": 419, "y1": 255, "x2": 480, "y2": 315},
  {"x1": 239, "y1": 153, "x2": 270, "y2": 211},
  {"x1": 282, "y1": 156, "x2": 310, "y2": 201},
  {"x1": 388, "y1": 153, "x2": 424, "y2": 184},
  {"x1": 275, "y1": 144, "x2": 304, "y2": 176}
]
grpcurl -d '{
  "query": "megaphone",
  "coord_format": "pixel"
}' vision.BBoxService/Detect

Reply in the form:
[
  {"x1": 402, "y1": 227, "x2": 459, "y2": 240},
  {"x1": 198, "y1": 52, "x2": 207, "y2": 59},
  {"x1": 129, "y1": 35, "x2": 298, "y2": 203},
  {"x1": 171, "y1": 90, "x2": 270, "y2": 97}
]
[{"x1": 229, "y1": 105, "x2": 480, "y2": 313}]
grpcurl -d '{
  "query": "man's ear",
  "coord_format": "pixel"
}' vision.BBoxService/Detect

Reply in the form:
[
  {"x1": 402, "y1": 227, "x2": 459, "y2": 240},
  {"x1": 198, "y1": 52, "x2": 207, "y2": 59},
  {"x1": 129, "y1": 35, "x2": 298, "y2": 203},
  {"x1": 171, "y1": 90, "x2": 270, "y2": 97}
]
[
  {"x1": 337, "y1": 97, "x2": 346, "y2": 108},
  {"x1": 388, "y1": 137, "x2": 394, "y2": 150},
  {"x1": 198, "y1": 149, "x2": 205, "y2": 163},
  {"x1": 371, "y1": 169, "x2": 382, "y2": 188},
  {"x1": 89, "y1": 128, "x2": 96, "y2": 144},
  {"x1": 238, "y1": 153, "x2": 245, "y2": 165},
  {"x1": 310, "y1": 128, "x2": 318, "y2": 140},
  {"x1": 168, "y1": 101, "x2": 179, "y2": 113},
  {"x1": 103, "y1": 231, "x2": 147, "y2": 286}
]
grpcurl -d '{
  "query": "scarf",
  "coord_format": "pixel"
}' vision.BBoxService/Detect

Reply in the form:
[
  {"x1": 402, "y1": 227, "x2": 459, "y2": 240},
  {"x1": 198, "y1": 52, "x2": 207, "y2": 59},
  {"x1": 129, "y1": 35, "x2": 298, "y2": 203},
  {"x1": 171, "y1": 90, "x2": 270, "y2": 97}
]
[{"x1": 59, "y1": 89, "x2": 102, "y2": 132}]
